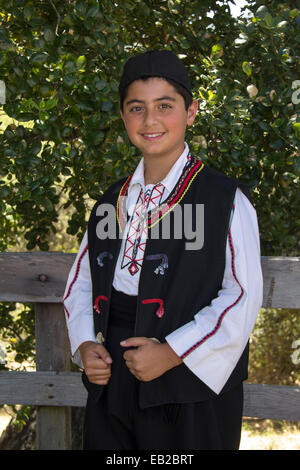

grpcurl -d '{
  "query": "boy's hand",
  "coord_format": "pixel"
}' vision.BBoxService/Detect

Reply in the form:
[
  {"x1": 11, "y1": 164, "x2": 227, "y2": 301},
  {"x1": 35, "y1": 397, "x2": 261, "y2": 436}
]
[
  {"x1": 121, "y1": 337, "x2": 182, "y2": 382},
  {"x1": 79, "y1": 341, "x2": 112, "y2": 385}
]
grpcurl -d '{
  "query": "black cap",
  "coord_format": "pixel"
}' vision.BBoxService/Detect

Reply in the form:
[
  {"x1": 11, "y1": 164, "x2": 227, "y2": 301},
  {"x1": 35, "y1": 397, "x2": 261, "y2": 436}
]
[{"x1": 118, "y1": 50, "x2": 192, "y2": 97}]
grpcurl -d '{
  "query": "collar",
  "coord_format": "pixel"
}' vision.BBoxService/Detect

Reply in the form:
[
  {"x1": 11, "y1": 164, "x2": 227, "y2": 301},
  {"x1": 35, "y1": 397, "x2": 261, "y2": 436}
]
[{"x1": 129, "y1": 142, "x2": 190, "y2": 194}]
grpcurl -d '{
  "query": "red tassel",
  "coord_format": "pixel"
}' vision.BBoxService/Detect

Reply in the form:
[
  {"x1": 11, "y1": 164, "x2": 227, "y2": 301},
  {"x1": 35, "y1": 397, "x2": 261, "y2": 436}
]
[
  {"x1": 93, "y1": 295, "x2": 108, "y2": 314},
  {"x1": 142, "y1": 298, "x2": 165, "y2": 318}
]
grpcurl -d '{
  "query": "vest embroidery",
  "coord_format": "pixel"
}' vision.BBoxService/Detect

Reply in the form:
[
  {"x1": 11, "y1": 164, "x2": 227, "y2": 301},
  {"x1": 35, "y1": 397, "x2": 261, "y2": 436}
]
[
  {"x1": 121, "y1": 184, "x2": 166, "y2": 276},
  {"x1": 116, "y1": 155, "x2": 205, "y2": 232},
  {"x1": 142, "y1": 298, "x2": 165, "y2": 318},
  {"x1": 97, "y1": 251, "x2": 113, "y2": 267},
  {"x1": 93, "y1": 295, "x2": 108, "y2": 315},
  {"x1": 147, "y1": 157, "x2": 204, "y2": 229},
  {"x1": 145, "y1": 253, "x2": 168, "y2": 275}
]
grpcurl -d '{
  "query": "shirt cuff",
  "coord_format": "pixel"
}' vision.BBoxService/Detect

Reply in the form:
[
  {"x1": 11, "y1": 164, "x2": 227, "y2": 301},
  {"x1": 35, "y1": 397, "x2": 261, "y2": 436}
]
[{"x1": 66, "y1": 315, "x2": 96, "y2": 359}]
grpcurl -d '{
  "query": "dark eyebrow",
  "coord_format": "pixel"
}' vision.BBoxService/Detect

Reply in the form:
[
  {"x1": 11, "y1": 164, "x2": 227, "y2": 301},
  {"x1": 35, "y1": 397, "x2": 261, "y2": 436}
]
[
  {"x1": 125, "y1": 99, "x2": 144, "y2": 106},
  {"x1": 125, "y1": 96, "x2": 177, "y2": 107},
  {"x1": 155, "y1": 95, "x2": 176, "y2": 102}
]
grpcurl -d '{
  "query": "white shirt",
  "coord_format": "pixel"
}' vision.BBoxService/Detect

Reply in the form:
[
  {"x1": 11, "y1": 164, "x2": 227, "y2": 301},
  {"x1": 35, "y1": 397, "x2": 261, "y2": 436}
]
[{"x1": 63, "y1": 144, "x2": 263, "y2": 394}]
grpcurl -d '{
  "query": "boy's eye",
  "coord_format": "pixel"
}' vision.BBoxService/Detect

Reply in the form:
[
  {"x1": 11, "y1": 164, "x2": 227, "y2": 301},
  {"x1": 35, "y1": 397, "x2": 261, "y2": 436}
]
[
  {"x1": 159, "y1": 103, "x2": 171, "y2": 109},
  {"x1": 128, "y1": 103, "x2": 172, "y2": 113},
  {"x1": 130, "y1": 106, "x2": 143, "y2": 112}
]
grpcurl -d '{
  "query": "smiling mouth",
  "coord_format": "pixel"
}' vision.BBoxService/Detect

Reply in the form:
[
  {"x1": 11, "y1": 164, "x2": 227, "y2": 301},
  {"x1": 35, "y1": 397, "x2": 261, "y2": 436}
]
[{"x1": 141, "y1": 132, "x2": 166, "y2": 141}]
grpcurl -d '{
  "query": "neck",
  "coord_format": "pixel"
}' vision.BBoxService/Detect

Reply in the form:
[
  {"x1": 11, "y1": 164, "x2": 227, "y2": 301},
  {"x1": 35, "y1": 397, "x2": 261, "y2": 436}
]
[{"x1": 143, "y1": 145, "x2": 185, "y2": 185}]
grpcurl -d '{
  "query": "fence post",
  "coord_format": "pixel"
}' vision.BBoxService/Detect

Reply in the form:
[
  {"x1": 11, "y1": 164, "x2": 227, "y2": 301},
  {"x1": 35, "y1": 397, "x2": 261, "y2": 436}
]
[{"x1": 35, "y1": 303, "x2": 72, "y2": 450}]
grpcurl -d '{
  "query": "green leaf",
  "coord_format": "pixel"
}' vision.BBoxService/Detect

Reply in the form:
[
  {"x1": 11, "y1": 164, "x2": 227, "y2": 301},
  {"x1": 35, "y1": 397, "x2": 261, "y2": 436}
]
[
  {"x1": 76, "y1": 55, "x2": 87, "y2": 70},
  {"x1": 95, "y1": 79, "x2": 106, "y2": 91},
  {"x1": 214, "y1": 119, "x2": 227, "y2": 128},
  {"x1": 43, "y1": 198, "x2": 54, "y2": 212},
  {"x1": 289, "y1": 9, "x2": 299, "y2": 19},
  {"x1": 44, "y1": 25, "x2": 55, "y2": 43},
  {"x1": 101, "y1": 100, "x2": 113, "y2": 112},
  {"x1": 277, "y1": 21, "x2": 288, "y2": 29},
  {"x1": 31, "y1": 53, "x2": 48, "y2": 65},
  {"x1": 23, "y1": 6, "x2": 33, "y2": 22},
  {"x1": 255, "y1": 6, "x2": 268, "y2": 19},
  {"x1": 198, "y1": 88, "x2": 209, "y2": 100},
  {"x1": 39, "y1": 110, "x2": 49, "y2": 121},
  {"x1": 258, "y1": 121, "x2": 270, "y2": 132},
  {"x1": 44, "y1": 97, "x2": 58, "y2": 111},
  {"x1": 242, "y1": 61, "x2": 252, "y2": 76},
  {"x1": 264, "y1": 12, "x2": 274, "y2": 27},
  {"x1": 86, "y1": 5, "x2": 100, "y2": 18},
  {"x1": 63, "y1": 75, "x2": 76, "y2": 88},
  {"x1": 211, "y1": 44, "x2": 223, "y2": 56}
]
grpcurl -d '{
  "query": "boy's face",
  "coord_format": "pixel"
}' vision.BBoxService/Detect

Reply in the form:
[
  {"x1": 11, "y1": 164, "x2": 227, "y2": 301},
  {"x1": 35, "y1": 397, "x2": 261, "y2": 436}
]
[{"x1": 120, "y1": 77, "x2": 198, "y2": 162}]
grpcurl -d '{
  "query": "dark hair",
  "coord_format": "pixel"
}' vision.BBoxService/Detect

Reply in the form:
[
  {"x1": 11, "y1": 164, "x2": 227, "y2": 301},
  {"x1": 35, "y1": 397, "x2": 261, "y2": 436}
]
[{"x1": 119, "y1": 76, "x2": 193, "y2": 112}]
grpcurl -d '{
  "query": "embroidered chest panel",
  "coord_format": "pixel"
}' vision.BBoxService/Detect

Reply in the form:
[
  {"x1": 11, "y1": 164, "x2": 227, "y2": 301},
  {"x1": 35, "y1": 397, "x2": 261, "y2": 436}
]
[{"x1": 117, "y1": 155, "x2": 204, "y2": 232}]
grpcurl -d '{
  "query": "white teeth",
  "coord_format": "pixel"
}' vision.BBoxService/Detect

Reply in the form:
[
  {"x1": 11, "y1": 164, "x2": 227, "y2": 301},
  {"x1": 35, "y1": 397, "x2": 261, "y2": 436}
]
[{"x1": 144, "y1": 133, "x2": 164, "y2": 137}]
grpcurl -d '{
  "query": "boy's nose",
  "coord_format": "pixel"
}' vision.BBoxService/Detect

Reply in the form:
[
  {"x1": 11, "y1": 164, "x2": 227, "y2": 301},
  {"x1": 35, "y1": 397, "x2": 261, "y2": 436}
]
[{"x1": 143, "y1": 108, "x2": 157, "y2": 126}]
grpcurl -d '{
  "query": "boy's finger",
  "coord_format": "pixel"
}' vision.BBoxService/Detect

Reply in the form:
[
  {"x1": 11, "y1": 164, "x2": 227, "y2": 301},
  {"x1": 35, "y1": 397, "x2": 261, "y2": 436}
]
[
  {"x1": 120, "y1": 336, "x2": 148, "y2": 347},
  {"x1": 94, "y1": 344, "x2": 113, "y2": 363}
]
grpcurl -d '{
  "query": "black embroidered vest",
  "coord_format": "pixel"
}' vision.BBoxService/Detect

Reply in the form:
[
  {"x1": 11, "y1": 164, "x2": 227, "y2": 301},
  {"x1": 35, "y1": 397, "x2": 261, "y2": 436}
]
[{"x1": 87, "y1": 156, "x2": 249, "y2": 408}]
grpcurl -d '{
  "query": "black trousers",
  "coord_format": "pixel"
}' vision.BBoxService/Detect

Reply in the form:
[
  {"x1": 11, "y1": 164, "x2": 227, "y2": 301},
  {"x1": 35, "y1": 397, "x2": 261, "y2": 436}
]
[{"x1": 82, "y1": 288, "x2": 244, "y2": 450}]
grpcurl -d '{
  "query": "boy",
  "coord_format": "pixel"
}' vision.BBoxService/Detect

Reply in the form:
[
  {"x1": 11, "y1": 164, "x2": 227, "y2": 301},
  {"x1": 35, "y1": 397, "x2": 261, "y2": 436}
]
[{"x1": 63, "y1": 50, "x2": 263, "y2": 450}]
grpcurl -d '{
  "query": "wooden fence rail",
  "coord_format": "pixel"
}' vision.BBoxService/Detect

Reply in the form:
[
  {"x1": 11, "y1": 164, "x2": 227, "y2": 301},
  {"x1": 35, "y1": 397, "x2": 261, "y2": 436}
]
[{"x1": 0, "y1": 253, "x2": 299, "y2": 449}]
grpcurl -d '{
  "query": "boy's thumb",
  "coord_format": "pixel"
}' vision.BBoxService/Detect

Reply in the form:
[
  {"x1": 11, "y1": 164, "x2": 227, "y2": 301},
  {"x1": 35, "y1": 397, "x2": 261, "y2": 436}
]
[{"x1": 120, "y1": 337, "x2": 148, "y2": 348}]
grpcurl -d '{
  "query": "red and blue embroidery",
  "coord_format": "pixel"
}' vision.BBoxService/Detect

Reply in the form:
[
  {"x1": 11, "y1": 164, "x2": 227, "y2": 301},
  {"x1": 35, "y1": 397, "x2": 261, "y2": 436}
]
[{"x1": 63, "y1": 244, "x2": 88, "y2": 318}]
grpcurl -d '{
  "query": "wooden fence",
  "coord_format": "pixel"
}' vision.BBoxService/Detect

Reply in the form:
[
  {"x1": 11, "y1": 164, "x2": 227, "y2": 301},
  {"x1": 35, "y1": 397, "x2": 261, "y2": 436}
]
[{"x1": 0, "y1": 253, "x2": 299, "y2": 449}]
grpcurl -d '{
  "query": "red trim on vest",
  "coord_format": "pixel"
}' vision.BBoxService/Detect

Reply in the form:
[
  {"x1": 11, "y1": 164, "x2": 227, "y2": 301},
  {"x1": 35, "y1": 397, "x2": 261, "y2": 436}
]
[
  {"x1": 180, "y1": 227, "x2": 244, "y2": 359},
  {"x1": 63, "y1": 244, "x2": 88, "y2": 318},
  {"x1": 118, "y1": 174, "x2": 133, "y2": 230},
  {"x1": 147, "y1": 158, "x2": 203, "y2": 226},
  {"x1": 142, "y1": 298, "x2": 165, "y2": 318}
]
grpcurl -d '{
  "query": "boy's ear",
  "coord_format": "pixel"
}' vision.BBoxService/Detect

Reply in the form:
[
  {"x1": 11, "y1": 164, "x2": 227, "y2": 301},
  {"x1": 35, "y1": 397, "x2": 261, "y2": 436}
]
[{"x1": 187, "y1": 100, "x2": 198, "y2": 126}]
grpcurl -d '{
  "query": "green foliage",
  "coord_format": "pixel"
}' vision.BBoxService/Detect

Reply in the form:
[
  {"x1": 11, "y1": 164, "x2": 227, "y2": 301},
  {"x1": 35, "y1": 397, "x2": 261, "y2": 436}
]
[
  {"x1": 9, "y1": 405, "x2": 32, "y2": 430},
  {"x1": 249, "y1": 308, "x2": 300, "y2": 386},
  {"x1": 0, "y1": 0, "x2": 298, "y2": 254},
  {"x1": 0, "y1": 303, "x2": 35, "y2": 371}
]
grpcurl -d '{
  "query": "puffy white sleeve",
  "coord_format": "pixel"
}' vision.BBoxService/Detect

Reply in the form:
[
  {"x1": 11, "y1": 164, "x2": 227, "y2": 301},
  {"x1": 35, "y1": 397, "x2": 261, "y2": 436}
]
[
  {"x1": 63, "y1": 231, "x2": 96, "y2": 368},
  {"x1": 165, "y1": 187, "x2": 263, "y2": 394}
]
